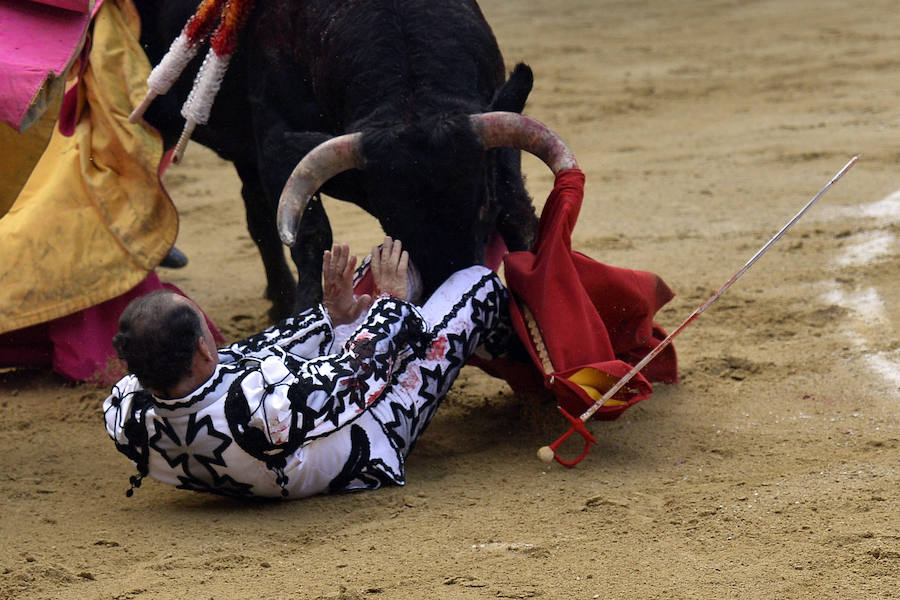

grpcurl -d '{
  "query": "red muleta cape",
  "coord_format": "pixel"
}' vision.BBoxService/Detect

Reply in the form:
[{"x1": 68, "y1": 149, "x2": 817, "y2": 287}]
[{"x1": 503, "y1": 168, "x2": 678, "y2": 421}]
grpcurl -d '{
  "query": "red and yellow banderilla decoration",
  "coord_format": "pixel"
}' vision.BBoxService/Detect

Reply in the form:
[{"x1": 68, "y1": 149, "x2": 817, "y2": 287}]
[{"x1": 129, "y1": 0, "x2": 255, "y2": 162}]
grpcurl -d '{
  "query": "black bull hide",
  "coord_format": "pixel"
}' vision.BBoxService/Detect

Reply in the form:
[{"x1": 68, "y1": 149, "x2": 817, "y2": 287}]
[{"x1": 134, "y1": 0, "x2": 538, "y2": 320}]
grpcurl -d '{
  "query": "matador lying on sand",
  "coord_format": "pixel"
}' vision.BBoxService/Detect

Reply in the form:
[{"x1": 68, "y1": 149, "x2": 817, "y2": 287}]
[{"x1": 103, "y1": 238, "x2": 510, "y2": 499}]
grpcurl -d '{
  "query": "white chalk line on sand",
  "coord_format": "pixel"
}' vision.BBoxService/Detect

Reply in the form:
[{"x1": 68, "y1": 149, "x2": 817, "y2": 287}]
[
  {"x1": 818, "y1": 189, "x2": 900, "y2": 220},
  {"x1": 833, "y1": 231, "x2": 895, "y2": 268},
  {"x1": 817, "y1": 190, "x2": 899, "y2": 395}
]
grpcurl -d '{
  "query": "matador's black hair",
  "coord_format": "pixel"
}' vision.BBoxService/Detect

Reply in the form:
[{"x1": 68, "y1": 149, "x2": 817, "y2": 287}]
[{"x1": 112, "y1": 290, "x2": 202, "y2": 395}]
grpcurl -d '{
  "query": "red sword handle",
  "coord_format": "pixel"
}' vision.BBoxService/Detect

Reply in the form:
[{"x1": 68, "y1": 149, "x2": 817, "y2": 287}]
[{"x1": 546, "y1": 407, "x2": 597, "y2": 467}]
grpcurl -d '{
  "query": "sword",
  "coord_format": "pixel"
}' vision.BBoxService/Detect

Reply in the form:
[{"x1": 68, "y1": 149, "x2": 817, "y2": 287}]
[{"x1": 538, "y1": 155, "x2": 860, "y2": 466}]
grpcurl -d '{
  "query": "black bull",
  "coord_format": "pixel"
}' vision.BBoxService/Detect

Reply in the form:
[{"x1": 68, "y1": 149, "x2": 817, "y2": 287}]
[{"x1": 134, "y1": 0, "x2": 565, "y2": 320}]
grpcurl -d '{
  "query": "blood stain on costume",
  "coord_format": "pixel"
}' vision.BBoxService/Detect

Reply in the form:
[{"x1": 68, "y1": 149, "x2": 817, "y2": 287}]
[
  {"x1": 366, "y1": 384, "x2": 386, "y2": 407},
  {"x1": 427, "y1": 335, "x2": 448, "y2": 361},
  {"x1": 399, "y1": 370, "x2": 421, "y2": 392}
]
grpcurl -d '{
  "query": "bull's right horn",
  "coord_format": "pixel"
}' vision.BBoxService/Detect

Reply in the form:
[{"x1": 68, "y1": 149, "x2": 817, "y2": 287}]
[
  {"x1": 469, "y1": 111, "x2": 577, "y2": 174},
  {"x1": 277, "y1": 133, "x2": 365, "y2": 246}
]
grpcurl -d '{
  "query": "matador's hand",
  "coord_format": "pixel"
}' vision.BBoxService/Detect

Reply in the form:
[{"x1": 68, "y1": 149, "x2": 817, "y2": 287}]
[
  {"x1": 323, "y1": 244, "x2": 373, "y2": 326},
  {"x1": 370, "y1": 236, "x2": 409, "y2": 301}
]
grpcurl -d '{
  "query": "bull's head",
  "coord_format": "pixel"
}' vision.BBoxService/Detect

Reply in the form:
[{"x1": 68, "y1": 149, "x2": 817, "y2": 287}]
[
  {"x1": 277, "y1": 111, "x2": 576, "y2": 246},
  {"x1": 277, "y1": 111, "x2": 576, "y2": 295}
]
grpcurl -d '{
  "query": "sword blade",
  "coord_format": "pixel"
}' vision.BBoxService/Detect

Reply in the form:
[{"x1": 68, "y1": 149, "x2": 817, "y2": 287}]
[{"x1": 578, "y1": 155, "x2": 859, "y2": 422}]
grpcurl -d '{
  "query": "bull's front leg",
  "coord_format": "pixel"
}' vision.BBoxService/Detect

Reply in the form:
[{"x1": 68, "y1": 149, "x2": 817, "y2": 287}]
[
  {"x1": 233, "y1": 161, "x2": 299, "y2": 321},
  {"x1": 288, "y1": 194, "x2": 332, "y2": 311}
]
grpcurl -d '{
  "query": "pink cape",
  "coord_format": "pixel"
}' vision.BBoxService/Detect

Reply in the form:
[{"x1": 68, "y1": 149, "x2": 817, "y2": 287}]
[
  {"x1": 0, "y1": 0, "x2": 102, "y2": 131},
  {"x1": 0, "y1": 1, "x2": 224, "y2": 385}
]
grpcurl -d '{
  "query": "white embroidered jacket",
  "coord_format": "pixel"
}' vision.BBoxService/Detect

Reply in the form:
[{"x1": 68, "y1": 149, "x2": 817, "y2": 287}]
[{"x1": 103, "y1": 297, "x2": 429, "y2": 499}]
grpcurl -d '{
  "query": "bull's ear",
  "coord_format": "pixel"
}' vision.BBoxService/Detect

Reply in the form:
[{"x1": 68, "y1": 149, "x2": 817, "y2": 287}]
[{"x1": 489, "y1": 63, "x2": 533, "y2": 114}]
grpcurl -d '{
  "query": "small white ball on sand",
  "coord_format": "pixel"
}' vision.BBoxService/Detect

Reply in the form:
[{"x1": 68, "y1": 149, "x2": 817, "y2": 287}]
[{"x1": 537, "y1": 446, "x2": 555, "y2": 463}]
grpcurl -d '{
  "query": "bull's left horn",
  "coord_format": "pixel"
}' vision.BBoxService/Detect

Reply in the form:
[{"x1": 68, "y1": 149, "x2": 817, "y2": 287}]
[
  {"x1": 469, "y1": 111, "x2": 577, "y2": 174},
  {"x1": 277, "y1": 133, "x2": 365, "y2": 246}
]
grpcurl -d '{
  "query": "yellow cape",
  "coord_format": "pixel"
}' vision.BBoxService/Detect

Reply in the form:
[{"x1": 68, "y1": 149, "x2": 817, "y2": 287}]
[
  {"x1": 0, "y1": 0, "x2": 177, "y2": 334},
  {"x1": 0, "y1": 92, "x2": 59, "y2": 217}
]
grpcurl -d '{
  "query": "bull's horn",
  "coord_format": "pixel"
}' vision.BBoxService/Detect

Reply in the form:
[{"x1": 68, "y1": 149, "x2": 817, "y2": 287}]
[
  {"x1": 469, "y1": 111, "x2": 577, "y2": 174},
  {"x1": 277, "y1": 133, "x2": 364, "y2": 246}
]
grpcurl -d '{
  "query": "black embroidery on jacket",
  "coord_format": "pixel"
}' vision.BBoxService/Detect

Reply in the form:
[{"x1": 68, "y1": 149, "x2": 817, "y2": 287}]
[
  {"x1": 148, "y1": 412, "x2": 254, "y2": 497},
  {"x1": 327, "y1": 424, "x2": 397, "y2": 492}
]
